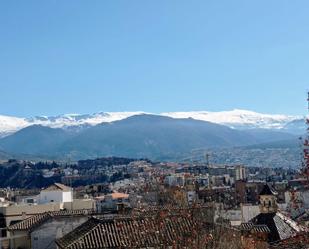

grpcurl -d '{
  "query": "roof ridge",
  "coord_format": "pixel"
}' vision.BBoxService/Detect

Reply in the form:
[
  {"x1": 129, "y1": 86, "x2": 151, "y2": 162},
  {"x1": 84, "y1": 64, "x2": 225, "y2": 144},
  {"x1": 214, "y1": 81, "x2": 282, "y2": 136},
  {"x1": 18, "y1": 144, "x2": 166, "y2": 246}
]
[
  {"x1": 8, "y1": 209, "x2": 94, "y2": 231},
  {"x1": 260, "y1": 184, "x2": 277, "y2": 195},
  {"x1": 276, "y1": 211, "x2": 305, "y2": 233},
  {"x1": 7, "y1": 211, "x2": 52, "y2": 231},
  {"x1": 56, "y1": 214, "x2": 198, "y2": 248},
  {"x1": 56, "y1": 217, "x2": 101, "y2": 248}
]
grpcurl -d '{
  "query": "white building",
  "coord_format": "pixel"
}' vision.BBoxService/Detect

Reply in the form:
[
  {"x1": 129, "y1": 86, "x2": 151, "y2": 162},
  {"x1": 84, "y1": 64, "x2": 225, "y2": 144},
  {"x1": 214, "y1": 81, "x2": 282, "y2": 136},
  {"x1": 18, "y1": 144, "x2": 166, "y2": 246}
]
[
  {"x1": 0, "y1": 183, "x2": 94, "y2": 229},
  {"x1": 235, "y1": 165, "x2": 246, "y2": 181},
  {"x1": 39, "y1": 183, "x2": 73, "y2": 204}
]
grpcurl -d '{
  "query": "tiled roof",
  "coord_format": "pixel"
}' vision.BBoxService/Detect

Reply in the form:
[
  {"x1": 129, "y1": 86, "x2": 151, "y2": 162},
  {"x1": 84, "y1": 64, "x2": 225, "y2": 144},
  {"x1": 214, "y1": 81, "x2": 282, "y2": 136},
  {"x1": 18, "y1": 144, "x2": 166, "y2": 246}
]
[
  {"x1": 56, "y1": 214, "x2": 198, "y2": 249},
  {"x1": 269, "y1": 232, "x2": 309, "y2": 249},
  {"x1": 8, "y1": 212, "x2": 50, "y2": 231},
  {"x1": 110, "y1": 192, "x2": 129, "y2": 199},
  {"x1": 251, "y1": 224, "x2": 271, "y2": 233},
  {"x1": 240, "y1": 222, "x2": 270, "y2": 233},
  {"x1": 41, "y1": 183, "x2": 71, "y2": 192},
  {"x1": 249, "y1": 212, "x2": 305, "y2": 242},
  {"x1": 294, "y1": 210, "x2": 309, "y2": 222},
  {"x1": 260, "y1": 184, "x2": 277, "y2": 196},
  {"x1": 8, "y1": 209, "x2": 94, "y2": 232},
  {"x1": 50, "y1": 209, "x2": 93, "y2": 217},
  {"x1": 132, "y1": 204, "x2": 213, "y2": 214},
  {"x1": 241, "y1": 222, "x2": 254, "y2": 231}
]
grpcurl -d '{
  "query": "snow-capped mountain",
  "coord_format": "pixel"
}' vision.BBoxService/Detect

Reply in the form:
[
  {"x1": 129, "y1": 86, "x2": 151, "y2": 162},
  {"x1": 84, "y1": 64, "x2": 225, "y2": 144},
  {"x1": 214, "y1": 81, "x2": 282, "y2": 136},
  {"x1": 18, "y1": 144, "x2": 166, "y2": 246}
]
[
  {"x1": 0, "y1": 109, "x2": 304, "y2": 138},
  {"x1": 0, "y1": 115, "x2": 29, "y2": 137},
  {"x1": 0, "y1": 112, "x2": 144, "y2": 137},
  {"x1": 162, "y1": 109, "x2": 303, "y2": 130},
  {"x1": 25, "y1": 112, "x2": 145, "y2": 128}
]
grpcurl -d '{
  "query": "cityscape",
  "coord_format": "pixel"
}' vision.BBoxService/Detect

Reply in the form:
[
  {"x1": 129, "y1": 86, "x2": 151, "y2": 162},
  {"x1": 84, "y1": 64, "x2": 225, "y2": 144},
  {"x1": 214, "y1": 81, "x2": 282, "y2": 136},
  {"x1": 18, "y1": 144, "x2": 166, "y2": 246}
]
[{"x1": 1, "y1": 1, "x2": 309, "y2": 248}]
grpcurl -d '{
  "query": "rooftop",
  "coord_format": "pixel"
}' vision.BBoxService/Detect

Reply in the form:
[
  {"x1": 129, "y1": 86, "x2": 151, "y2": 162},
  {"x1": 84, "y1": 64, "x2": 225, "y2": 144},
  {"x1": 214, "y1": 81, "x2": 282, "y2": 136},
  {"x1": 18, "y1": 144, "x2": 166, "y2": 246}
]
[
  {"x1": 240, "y1": 222, "x2": 271, "y2": 233},
  {"x1": 259, "y1": 184, "x2": 277, "y2": 196},
  {"x1": 56, "y1": 214, "x2": 197, "y2": 249},
  {"x1": 249, "y1": 211, "x2": 306, "y2": 242},
  {"x1": 41, "y1": 183, "x2": 72, "y2": 192},
  {"x1": 110, "y1": 192, "x2": 129, "y2": 199},
  {"x1": 269, "y1": 232, "x2": 309, "y2": 249},
  {"x1": 8, "y1": 209, "x2": 94, "y2": 232}
]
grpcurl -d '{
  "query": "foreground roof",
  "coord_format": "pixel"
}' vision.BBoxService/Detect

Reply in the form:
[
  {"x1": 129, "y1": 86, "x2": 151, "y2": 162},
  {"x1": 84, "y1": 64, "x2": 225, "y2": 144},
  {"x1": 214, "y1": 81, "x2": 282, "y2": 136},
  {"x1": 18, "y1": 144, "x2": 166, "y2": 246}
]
[
  {"x1": 56, "y1": 214, "x2": 197, "y2": 249},
  {"x1": 249, "y1": 211, "x2": 305, "y2": 242},
  {"x1": 269, "y1": 232, "x2": 309, "y2": 249},
  {"x1": 8, "y1": 209, "x2": 93, "y2": 232},
  {"x1": 240, "y1": 222, "x2": 271, "y2": 233}
]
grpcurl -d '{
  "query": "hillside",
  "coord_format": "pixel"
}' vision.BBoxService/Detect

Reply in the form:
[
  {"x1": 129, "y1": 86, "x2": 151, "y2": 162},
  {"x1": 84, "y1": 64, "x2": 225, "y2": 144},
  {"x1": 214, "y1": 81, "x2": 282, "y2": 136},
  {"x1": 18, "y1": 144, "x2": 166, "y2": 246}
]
[
  {"x1": 0, "y1": 109, "x2": 304, "y2": 137},
  {"x1": 0, "y1": 125, "x2": 72, "y2": 155},
  {"x1": 0, "y1": 114, "x2": 298, "y2": 161}
]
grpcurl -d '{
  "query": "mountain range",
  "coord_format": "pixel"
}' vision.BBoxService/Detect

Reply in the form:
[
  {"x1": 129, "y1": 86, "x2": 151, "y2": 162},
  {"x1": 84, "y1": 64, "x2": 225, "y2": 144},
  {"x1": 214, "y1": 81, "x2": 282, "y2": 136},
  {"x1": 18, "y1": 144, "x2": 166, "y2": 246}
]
[
  {"x1": 0, "y1": 110, "x2": 303, "y2": 162},
  {"x1": 0, "y1": 109, "x2": 305, "y2": 137}
]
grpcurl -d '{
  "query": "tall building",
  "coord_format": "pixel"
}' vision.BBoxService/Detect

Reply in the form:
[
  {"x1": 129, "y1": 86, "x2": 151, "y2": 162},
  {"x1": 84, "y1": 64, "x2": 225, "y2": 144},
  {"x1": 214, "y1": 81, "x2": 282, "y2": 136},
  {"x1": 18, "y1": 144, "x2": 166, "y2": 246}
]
[{"x1": 235, "y1": 165, "x2": 246, "y2": 181}]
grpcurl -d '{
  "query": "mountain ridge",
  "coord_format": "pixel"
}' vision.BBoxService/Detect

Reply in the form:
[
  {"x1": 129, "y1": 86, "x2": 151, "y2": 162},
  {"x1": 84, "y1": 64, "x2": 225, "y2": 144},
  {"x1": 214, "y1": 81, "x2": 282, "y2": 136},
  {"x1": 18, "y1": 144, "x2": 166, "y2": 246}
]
[
  {"x1": 0, "y1": 114, "x2": 298, "y2": 161},
  {"x1": 0, "y1": 109, "x2": 304, "y2": 137}
]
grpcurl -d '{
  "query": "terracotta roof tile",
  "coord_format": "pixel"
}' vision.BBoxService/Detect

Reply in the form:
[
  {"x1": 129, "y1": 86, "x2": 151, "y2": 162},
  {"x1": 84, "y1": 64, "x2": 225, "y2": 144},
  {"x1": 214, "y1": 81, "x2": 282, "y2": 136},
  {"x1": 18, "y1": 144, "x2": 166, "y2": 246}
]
[
  {"x1": 8, "y1": 209, "x2": 94, "y2": 232},
  {"x1": 8, "y1": 212, "x2": 50, "y2": 231},
  {"x1": 56, "y1": 214, "x2": 199, "y2": 249}
]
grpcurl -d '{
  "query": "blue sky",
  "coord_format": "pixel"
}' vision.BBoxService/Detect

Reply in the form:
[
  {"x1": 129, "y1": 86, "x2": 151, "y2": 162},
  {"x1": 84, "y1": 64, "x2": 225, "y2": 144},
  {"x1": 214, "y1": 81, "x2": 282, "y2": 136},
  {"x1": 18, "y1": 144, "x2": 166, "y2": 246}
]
[{"x1": 0, "y1": 1, "x2": 309, "y2": 117}]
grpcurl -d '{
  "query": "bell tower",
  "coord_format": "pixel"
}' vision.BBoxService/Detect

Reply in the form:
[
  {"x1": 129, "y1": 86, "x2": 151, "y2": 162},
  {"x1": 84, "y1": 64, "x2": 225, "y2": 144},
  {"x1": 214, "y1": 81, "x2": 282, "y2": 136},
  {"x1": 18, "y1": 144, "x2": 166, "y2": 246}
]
[{"x1": 259, "y1": 184, "x2": 278, "y2": 213}]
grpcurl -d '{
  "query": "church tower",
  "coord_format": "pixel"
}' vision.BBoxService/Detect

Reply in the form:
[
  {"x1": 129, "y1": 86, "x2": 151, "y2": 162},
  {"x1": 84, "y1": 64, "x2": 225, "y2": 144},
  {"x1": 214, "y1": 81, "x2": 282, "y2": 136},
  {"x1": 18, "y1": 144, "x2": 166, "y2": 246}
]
[{"x1": 259, "y1": 184, "x2": 278, "y2": 213}]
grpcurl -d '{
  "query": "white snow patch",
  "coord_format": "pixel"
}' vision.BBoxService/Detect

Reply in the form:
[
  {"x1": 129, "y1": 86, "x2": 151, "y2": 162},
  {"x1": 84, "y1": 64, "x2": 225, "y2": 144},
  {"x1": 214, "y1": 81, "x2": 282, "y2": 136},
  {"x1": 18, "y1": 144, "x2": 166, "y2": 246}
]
[
  {"x1": 161, "y1": 109, "x2": 301, "y2": 129},
  {"x1": 0, "y1": 110, "x2": 302, "y2": 137}
]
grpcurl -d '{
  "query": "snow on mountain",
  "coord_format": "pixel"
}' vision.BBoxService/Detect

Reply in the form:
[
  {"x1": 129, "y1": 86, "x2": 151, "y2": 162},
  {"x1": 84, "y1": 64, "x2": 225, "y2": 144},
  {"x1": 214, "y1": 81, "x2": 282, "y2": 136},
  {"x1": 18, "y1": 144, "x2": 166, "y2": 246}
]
[
  {"x1": 0, "y1": 115, "x2": 29, "y2": 137},
  {"x1": 26, "y1": 112, "x2": 145, "y2": 128},
  {"x1": 161, "y1": 109, "x2": 302, "y2": 130},
  {"x1": 0, "y1": 112, "x2": 144, "y2": 137},
  {"x1": 0, "y1": 110, "x2": 303, "y2": 138}
]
